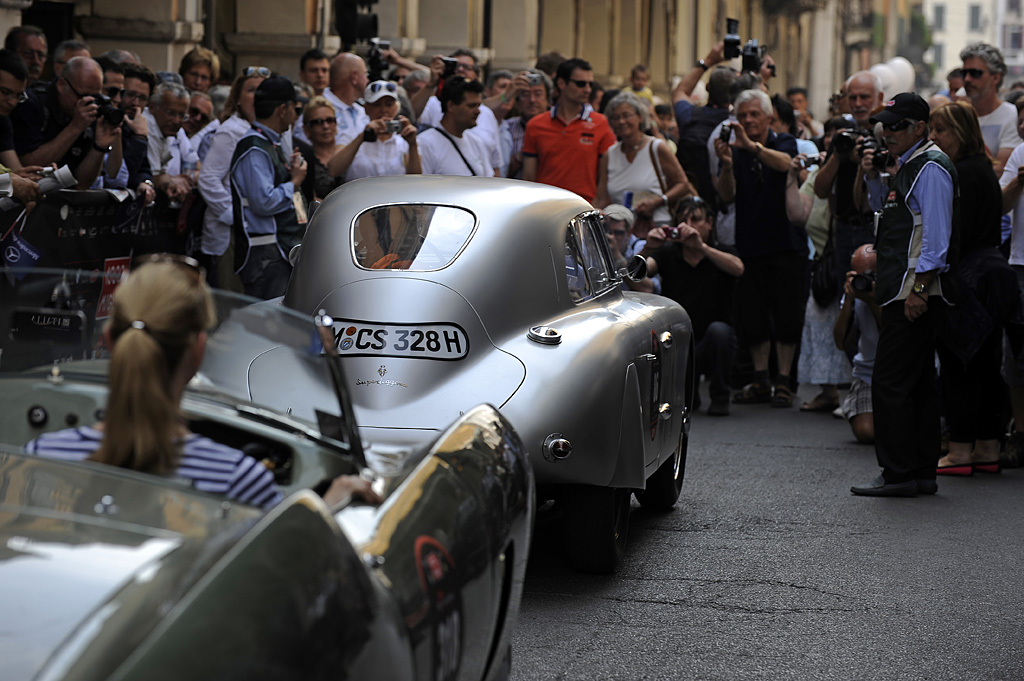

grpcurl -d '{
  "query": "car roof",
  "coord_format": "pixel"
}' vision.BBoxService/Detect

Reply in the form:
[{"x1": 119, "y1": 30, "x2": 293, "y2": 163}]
[{"x1": 287, "y1": 176, "x2": 599, "y2": 329}]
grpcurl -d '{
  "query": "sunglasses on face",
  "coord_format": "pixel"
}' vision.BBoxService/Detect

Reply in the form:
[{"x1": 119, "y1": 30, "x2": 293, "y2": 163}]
[
  {"x1": 306, "y1": 116, "x2": 336, "y2": 127},
  {"x1": 961, "y1": 68, "x2": 987, "y2": 79},
  {"x1": 188, "y1": 107, "x2": 209, "y2": 122},
  {"x1": 568, "y1": 78, "x2": 593, "y2": 89},
  {"x1": 881, "y1": 119, "x2": 915, "y2": 132},
  {"x1": 243, "y1": 66, "x2": 272, "y2": 78}
]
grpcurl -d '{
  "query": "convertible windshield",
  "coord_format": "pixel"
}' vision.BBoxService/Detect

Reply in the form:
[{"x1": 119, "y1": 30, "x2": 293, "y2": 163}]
[
  {"x1": 352, "y1": 204, "x2": 476, "y2": 271},
  {"x1": 0, "y1": 267, "x2": 350, "y2": 435}
]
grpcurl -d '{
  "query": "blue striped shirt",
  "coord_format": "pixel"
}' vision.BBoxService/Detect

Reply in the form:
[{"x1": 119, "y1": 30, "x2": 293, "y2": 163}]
[{"x1": 25, "y1": 426, "x2": 284, "y2": 510}]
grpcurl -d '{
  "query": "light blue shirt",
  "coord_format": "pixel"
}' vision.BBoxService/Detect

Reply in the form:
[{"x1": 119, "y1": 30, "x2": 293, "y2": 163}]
[
  {"x1": 230, "y1": 122, "x2": 296, "y2": 237},
  {"x1": 865, "y1": 139, "x2": 953, "y2": 274}
]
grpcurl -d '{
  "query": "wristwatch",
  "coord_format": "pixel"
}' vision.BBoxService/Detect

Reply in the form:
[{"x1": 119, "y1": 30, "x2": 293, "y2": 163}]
[
  {"x1": 696, "y1": 59, "x2": 709, "y2": 71},
  {"x1": 913, "y1": 282, "x2": 927, "y2": 294},
  {"x1": 93, "y1": 141, "x2": 112, "y2": 153}
]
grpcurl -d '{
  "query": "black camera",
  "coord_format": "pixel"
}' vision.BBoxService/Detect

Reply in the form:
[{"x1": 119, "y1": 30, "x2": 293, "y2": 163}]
[
  {"x1": 741, "y1": 40, "x2": 767, "y2": 75},
  {"x1": 719, "y1": 123, "x2": 732, "y2": 145},
  {"x1": 851, "y1": 270, "x2": 875, "y2": 293},
  {"x1": 833, "y1": 130, "x2": 862, "y2": 154},
  {"x1": 93, "y1": 93, "x2": 124, "y2": 126},
  {"x1": 858, "y1": 137, "x2": 891, "y2": 171},
  {"x1": 367, "y1": 37, "x2": 390, "y2": 81},
  {"x1": 441, "y1": 57, "x2": 458, "y2": 78},
  {"x1": 724, "y1": 18, "x2": 741, "y2": 59}
]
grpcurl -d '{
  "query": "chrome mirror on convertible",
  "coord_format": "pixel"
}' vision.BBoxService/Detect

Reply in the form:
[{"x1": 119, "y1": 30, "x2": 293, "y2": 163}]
[{"x1": 622, "y1": 255, "x2": 647, "y2": 282}]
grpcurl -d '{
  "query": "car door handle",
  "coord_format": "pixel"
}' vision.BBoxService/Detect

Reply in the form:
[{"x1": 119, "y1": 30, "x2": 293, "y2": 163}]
[{"x1": 641, "y1": 353, "x2": 657, "y2": 362}]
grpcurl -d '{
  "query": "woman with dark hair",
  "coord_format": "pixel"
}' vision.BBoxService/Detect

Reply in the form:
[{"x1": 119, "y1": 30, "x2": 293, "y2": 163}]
[
  {"x1": 929, "y1": 101, "x2": 1007, "y2": 475},
  {"x1": 26, "y1": 258, "x2": 378, "y2": 508}
]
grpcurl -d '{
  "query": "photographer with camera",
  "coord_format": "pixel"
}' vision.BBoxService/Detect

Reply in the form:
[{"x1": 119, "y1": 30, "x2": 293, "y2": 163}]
[
  {"x1": 11, "y1": 56, "x2": 124, "y2": 190},
  {"x1": 851, "y1": 93, "x2": 958, "y2": 497},
  {"x1": 640, "y1": 196, "x2": 743, "y2": 415},
  {"x1": 833, "y1": 244, "x2": 881, "y2": 444},
  {"x1": 713, "y1": 88, "x2": 805, "y2": 409},
  {"x1": 325, "y1": 80, "x2": 420, "y2": 181},
  {"x1": 813, "y1": 71, "x2": 885, "y2": 290}
]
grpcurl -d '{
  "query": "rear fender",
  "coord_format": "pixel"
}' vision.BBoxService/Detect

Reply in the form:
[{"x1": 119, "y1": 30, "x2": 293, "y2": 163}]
[{"x1": 608, "y1": 364, "x2": 647, "y2": 489}]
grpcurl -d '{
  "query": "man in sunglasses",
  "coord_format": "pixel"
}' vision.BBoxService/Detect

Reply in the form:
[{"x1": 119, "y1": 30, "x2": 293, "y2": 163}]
[
  {"x1": 183, "y1": 91, "x2": 213, "y2": 139},
  {"x1": 960, "y1": 42, "x2": 1018, "y2": 175},
  {"x1": 522, "y1": 57, "x2": 615, "y2": 203},
  {"x1": 851, "y1": 92, "x2": 958, "y2": 498},
  {"x1": 11, "y1": 56, "x2": 122, "y2": 190}
]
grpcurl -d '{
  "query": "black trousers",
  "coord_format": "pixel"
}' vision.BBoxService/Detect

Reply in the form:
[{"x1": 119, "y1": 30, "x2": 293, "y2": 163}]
[
  {"x1": 872, "y1": 299, "x2": 943, "y2": 483},
  {"x1": 938, "y1": 327, "x2": 1004, "y2": 444}
]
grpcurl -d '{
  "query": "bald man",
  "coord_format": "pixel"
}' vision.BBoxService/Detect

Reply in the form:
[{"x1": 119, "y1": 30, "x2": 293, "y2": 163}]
[
  {"x1": 294, "y1": 52, "x2": 370, "y2": 146},
  {"x1": 12, "y1": 56, "x2": 124, "y2": 189}
]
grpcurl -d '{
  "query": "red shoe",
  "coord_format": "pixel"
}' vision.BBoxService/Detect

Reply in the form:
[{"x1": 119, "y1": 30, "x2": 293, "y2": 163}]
[
  {"x1": 973, "y1": 460, "x2": 1001, "y2": 474},
  {"x1": 936, "y1": 463, "x2": 973, "y2": 476}
]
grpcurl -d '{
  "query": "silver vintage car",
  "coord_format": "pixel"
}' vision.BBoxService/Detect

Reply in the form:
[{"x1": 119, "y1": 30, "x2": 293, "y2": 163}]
[
  {"x1": 0, "y1": 268, "x2": 533, "y2": 680},
  {"x1": 284, "y1": 176, "x2": 694, "y2": 573}
]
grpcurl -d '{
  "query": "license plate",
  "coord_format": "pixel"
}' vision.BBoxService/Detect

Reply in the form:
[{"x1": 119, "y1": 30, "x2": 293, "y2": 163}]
[{"x1": 330, "y1": 319, "x2": 470, "y2": 360}]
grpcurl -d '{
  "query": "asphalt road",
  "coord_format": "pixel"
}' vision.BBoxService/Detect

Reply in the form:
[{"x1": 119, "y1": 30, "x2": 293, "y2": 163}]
[{"x1": 510, "y1": 385, "x2": 1024, "y2": 681}]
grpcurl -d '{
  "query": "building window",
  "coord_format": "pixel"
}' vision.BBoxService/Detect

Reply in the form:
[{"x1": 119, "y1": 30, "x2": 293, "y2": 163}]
[
  {"x1": 969, "y1": 4, "x2": 982, "y2": 31},
  {"x1": 933, "y1": 43, "x2": 944, "y2": 69},
  {"x1": 934, "y1": 4, "x2": 945, "y2": 31},
  {"x1": 1011, "y1": 27, "x2": 1024, "y2": 51},
  {"x1": 1011, "y1": 0, "x2": 1021, "y2": 14}
]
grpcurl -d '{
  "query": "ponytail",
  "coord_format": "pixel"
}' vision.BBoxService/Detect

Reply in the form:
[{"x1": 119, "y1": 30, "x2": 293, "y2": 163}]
[{"x1": 92, "y1": 262, "x2": 215, "y2": 474}]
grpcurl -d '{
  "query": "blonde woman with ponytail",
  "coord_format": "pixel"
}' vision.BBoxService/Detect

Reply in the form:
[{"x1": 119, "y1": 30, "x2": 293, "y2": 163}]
[{"x1": 26, "y1": 257, "x2": 378, "y2": 509}]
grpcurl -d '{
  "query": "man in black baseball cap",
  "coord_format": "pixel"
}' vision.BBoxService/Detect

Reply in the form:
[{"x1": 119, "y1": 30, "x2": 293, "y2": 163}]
[
  {"x1": 228, "y1": 75, "x2": 309, "y2": 299},
  {"x1": 850, "y1": 90, "x2": 959, "y2": 498}
]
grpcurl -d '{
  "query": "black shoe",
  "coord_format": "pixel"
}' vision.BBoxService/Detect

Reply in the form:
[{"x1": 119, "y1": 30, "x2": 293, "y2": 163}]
[
  {"x1": 850, "y1": 474, "x2": 918, "y2": 497},
  {"x1": 707, "y1": 400, "x2": 730, "y2": 416},
  {"x1": 916, "y1": 479, "x2": 938, "y2": 495}
]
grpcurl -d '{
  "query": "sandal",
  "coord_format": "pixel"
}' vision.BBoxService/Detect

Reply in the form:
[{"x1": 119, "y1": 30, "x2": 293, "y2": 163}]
[
  {"x1": 772, "y1": 384, "x2": 794, "y2": 408},
  {"x1": 800, "y1": 393, "x2": 840, "y2": 412},
  {"x1": 732, "y1": 382, "x2": 772, "y2": 404}
]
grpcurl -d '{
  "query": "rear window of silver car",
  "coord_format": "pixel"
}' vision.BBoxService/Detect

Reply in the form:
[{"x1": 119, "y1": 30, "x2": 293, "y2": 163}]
[{"x1": 352, "y1": 204, "x2": 477, "y2": 271}]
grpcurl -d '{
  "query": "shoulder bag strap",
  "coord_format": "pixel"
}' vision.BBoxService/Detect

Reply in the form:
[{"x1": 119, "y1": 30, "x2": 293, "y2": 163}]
[
  {"x1": 649, "y1": 138, "x2": 668, "y2": 194},
  {"x1": 432, "y1": 126, "x2": 477, "y2": 176}
]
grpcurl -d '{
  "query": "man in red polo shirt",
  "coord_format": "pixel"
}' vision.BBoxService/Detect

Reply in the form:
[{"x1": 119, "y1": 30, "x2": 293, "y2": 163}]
[{"x1": 522, "y1": 57, "x2": 615, "y2": 203}]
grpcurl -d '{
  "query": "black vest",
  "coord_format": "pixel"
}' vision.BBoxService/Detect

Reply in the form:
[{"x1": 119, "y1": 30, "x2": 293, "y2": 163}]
[
  {"x1": 875, "y1": 141, "x2": 959, "y2": 305},
  {"x1": 229, "y1": 130, "x2": 304, "y2": 271}
]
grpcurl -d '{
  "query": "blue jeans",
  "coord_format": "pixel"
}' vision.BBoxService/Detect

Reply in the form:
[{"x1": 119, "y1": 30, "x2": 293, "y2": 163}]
[{"x1": 240, "y1": 243, "x2": 291, "y2": 300}]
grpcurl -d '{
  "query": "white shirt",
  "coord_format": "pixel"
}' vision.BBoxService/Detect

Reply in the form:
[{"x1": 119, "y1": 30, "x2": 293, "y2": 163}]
[
  {"x1": 144, "y1": 108, "x2": 198, "y2": 176},
  {"x1": 978, "y1": 101, "x2": 1021, "y2": 156},
  {"x1": 418, "y1": 127, "x2": 495, "y2": 177},
  {"x1": 1000, "y1": 141, "x2": 1024, "y2": 266},
  {"x1": 293, "y1": 87, "x2": 369, "y2": 147},
  {"x1": 346, "y1": 135, "x2": 410, "y2": 181},
  {"x1": 197, "y1": 114, "x2": 252, "y2": 256},
  {"x1": 420, "y1": 95, "x2": 502, "y2": 172}
]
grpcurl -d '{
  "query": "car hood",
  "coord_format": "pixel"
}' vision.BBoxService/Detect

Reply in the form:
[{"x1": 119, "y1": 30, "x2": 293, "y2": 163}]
[
  {"x1": 308, "y1": 277, "x2": 527, "y2": 431},
  {"x1": 0, "y1": 451, "x2": 261, "y2": 681}
]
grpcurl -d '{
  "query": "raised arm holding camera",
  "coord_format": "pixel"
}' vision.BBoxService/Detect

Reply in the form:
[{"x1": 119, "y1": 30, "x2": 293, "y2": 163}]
[{"x1": 11, "y1": 56, "x2": 123, "y2": 189}]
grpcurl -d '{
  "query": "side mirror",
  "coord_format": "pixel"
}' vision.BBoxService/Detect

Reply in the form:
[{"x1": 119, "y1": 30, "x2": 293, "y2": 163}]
[
  {"x1": 308, "y1": 199, "x2": 322, "y2": 220},
  {"x1": 624, "y1": 254, "x2": 647, "y2": 282}
]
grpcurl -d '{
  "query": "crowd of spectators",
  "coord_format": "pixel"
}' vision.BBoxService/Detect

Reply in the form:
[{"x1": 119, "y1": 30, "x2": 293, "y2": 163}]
[{"x1": 5, "y1": 28, "x2": 1024, "y2": 494}]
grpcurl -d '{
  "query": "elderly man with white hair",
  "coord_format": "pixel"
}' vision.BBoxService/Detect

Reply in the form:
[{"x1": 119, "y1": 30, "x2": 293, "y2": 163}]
[
  {"x1": 712, "y1": 88, "x2": 805, "y2": 409},
  {"x1": 144, "y1": 80, "x2": 198, "y2": 202}
]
